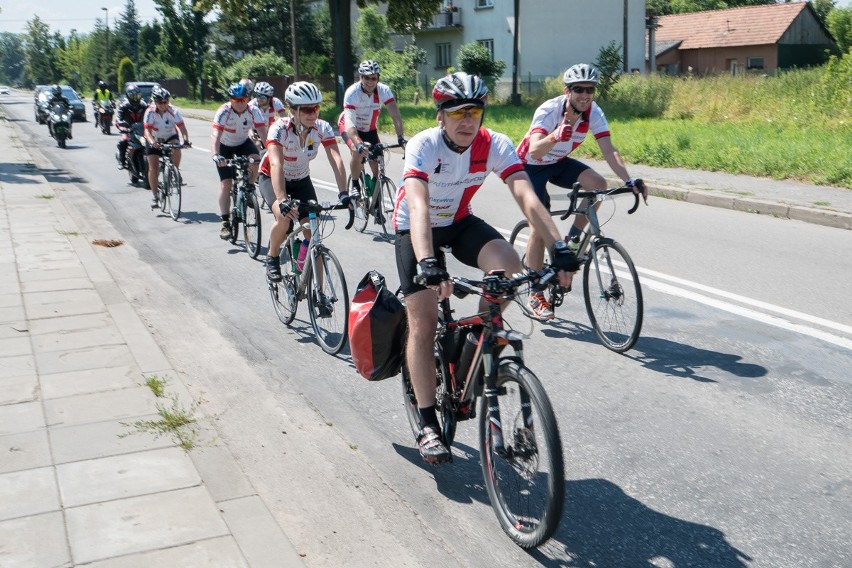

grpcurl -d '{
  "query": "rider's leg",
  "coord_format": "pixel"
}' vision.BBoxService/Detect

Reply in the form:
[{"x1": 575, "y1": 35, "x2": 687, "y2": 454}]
[
  {"x1": 349, "y1": 148, "x2": 362, "y2": 189},
  {"x1": 117, "y1": 139, "x2": 128, "y2": 168},
  {"x1": 146, "y1": 155, "x2": 160, "y2": 204},
  {"x1": 219, "y1": 178, "x2": 234, "y2": 238},
  {"x1": 171, "y1": 148, "x2": 182, "y2": 169}
]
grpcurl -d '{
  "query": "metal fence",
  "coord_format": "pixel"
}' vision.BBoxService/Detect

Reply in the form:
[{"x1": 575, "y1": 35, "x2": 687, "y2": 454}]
[{"x1": 160, "y1": 75, "x2": 337, "y2": 101}]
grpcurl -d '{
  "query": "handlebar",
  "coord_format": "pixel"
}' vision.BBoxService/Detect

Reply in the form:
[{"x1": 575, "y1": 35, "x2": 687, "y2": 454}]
[
  {"x1": 560, "y1": 181, "x2": 643, "y2": 221},
  {"x1": 361, "y1": 141, "x2": 405, "y2": 161},
  {"x1": 226, "y1": 156, "x2": 260, "y2": 166},
  {"x1": 283, "y1": 198, "x2": 355, "y2": 229},
  {"x1": 451, "y1": 267, "x2": 558, "y2": 300}
]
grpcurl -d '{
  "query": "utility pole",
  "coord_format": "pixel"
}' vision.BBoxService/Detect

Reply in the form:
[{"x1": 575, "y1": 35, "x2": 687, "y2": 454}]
[
  {"x1": 290, "y1": 0, "x2": 299, "y2": 79},
  {"x1": 623, "y1": 0, "x2": 629, "y2": 72},
  {"x1": 511, "y1": 0, "x2": 521, "y2": 106},
  {"x1": 101, "y1": 7, "x2": 110, "y2": 83}
]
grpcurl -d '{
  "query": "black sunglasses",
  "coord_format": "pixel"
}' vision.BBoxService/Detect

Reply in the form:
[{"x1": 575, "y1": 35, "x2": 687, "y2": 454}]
[{"x1": 570, "y1": 86, "x2": 596, "y2": 95}]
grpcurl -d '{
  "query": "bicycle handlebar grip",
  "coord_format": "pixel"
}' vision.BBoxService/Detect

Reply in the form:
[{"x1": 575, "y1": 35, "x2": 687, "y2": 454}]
[
  {"x1": 627, "y1": 190, "x2": 640, "y2": 215},
  {"x1": 560, "y1": 182, "x2": 582, "y2": 221}
]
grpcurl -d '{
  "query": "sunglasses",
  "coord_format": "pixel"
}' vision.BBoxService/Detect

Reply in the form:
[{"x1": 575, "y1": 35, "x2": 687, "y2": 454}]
[
  {"x1": 230, "y1": 97, "x2": 248, "y2": 103},
  {"x1": 570, "y1": 86, "x2": 596, "y2": 95},
  {"x1": 361, "y1": 75, "x2": 378, "y2": 81},
  {"x1": 155, "y1": 99, "x2": 170, "y2": 104},
  {"x1": 444, "y1": 106, "x2": 484, "y2": 120},
  {"x1": 294, "y1": 105, "x2": 320, "y2": 114},
  {"x1": 256, "y1": 95, "x2": 269, "y2": 100}
]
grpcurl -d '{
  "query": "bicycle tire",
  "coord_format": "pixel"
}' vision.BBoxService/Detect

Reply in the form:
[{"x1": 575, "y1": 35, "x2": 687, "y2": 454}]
[
  {"x1": 243, "y1": 190, "x2": 262, "y2": 258},
  {"x1": 269, "y1": 242, "x2": 298, "y2": 325},
  {"x1": 582, "y1": 238, "x2": 643, "y2": 352},
  {"x1": 228, "y1": 198, "x2": 239, "y2": 245},
  {"x1": 508, "y1": 220, "x2": 563, "y2": 313},
  {"x1": 401, "y1": 345, "x2": 457, "y2": 447},
  {"x1": 166, "y1": 165, "x2": 181, "y2": 221},
  {"x1": 377, "y1": 177, "x2": 396, "y2": 240},
  {"x1": 306, "y1": 247, "x2": 349, "y2": 355},
  {"x1": 479, "y1": 359, "x2": 564, "y2": 548},
  {"x1": 350, "y1": 173, "x2": 370, "y2": 233},
  {"x1": 158, "y1": 169, "x2": 169, "y2": 214}
]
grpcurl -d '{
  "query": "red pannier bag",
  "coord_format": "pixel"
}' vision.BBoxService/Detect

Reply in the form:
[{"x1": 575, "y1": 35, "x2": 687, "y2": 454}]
[{"x1": 348, "y1": 271, "x2": 407, "y2": 381}]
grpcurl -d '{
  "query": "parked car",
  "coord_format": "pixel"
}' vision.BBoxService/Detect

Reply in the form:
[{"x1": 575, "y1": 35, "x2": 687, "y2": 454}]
[
  {"x1": 123, "y1": 81, "x2": 161, "y2": 105},
  {"x1": 35, "y1": 86, "x2": 87, "y2": 123},
  {"x1": 0, "y1": 86, "x2": 10, "y2": 95}
]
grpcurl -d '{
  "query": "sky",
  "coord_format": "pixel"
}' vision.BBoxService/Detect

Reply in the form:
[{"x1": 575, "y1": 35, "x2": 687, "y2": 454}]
[{"x1": 1, "y1": 0, "x2": 851, "y2": 36}]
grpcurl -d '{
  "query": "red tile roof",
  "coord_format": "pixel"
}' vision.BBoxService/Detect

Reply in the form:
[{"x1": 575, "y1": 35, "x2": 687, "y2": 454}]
[{"x1": 655, "y1": 2, "x2": 808, "y2": 49}]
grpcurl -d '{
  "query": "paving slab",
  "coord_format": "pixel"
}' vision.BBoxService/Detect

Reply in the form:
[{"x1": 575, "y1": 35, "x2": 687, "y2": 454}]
[
  {"x1": 84, "y1": 536, "x2": 249, "y2": 568},
  {"x1": 44, "y1": 386, "x2": 158, "y2": 427},
  {"x1": 22, "y1": 288, "x2": 105, "y2": 320},
  {"x1": 40, "y1": 365, "x2": 141, "y2": 400},
  {"x1": 27, "y1": 311, "x2": 114, "y2": 335},
  {"x1": 16, "y1": 264, "x2": 88, "y2": 283},
  {"x1": 108, "y1": 303, "x2": 171, "y2": 372},
  {"x1": 19, "y1": 276, "x2": 95, "y2": 294},
  {"x1": 0, "y1": 400, "x2": 44, "y2": 436},
  {"x1": 0, "y1": 291, "x2": 22, "y2": 309},
  {"x1": 0, "y1": 374, "x2": 39, "y2": 405},
  {"x1": 0, "y1": 353, "x2": 34, "y2": 380},
  {"x1": 0, "y1": 466, "x2": 59, "y2": 521},
  {"x1": 0, "y1": 429, "x2": 52, "y2": 474},
  {"x1": 189, "y1": 435, "x2": 257, "y2": 503},
  {"x1": 56, "y1": 447, "x2": 201, "y2": 507},
  {"x1": 30, "y1": 324, "x2": 125, "y2": 354},
  {"x1": 0, "y1": 335, "x2": 31, "y2": 357},
  {"x1": 0, "y1": 511, "x2": 70, "y2": 567},
  {"x1": 49, "y1": 414, "x2": 175, "y2": 464},
  {"x1": 66, "y1": 485, "x2": 230, "y2": 564},
  {"x1": 35, "y1": 343, "x2": 136, "y2": 375},
  {"x1": 219, "y1": 495, "x2": 306, "y2": 568},
  {"x1": 0, "y1": 306, "x2": 26, "y2": 326}
]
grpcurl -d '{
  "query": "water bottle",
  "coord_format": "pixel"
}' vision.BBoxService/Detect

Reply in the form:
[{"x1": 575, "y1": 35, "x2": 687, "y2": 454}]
[
  {"x1": 454, "y1": 332, "x2": 479, "y2": 384},
  {"x1": 291, "y1": 238, "x2": 302, "y2": 273},
  {"x1": 364, "y1": 174, "x2": 375, "y2": 197},
  {"x1": 296, "y1": 238, "x2": 310, "y2": 272}
]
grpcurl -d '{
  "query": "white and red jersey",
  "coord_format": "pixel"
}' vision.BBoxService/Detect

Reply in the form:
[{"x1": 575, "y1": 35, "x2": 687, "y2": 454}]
[
  {"x1": 394, "y1": 127, "x2": 525, "y2": 231},
  {"x1": 212, "y1": 103, "x2": 265, "y2": 147},
  {"x1": 250, "y1": 96, "x2": 287, "y2": 127},
  {"x1": 259, "y1": 117, "x2": 337, "y2": 180},
  {"x1": 516, "y1": 96, "x2": 610, "y2": 166},
  {"x1": 142, "y1": 104, "x2": 185, "y2": 141},
  {"x1": 342, "y1": 81, "x2": 395, "y2": 132}
]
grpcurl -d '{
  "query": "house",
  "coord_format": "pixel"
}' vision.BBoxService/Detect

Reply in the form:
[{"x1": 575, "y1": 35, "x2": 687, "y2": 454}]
[
  {"x1": 412, "y1": 0, "x2": 647, "y2": 97},
  {"x1": 649, "y1": 1, "x2": 837, "y2": 75}
]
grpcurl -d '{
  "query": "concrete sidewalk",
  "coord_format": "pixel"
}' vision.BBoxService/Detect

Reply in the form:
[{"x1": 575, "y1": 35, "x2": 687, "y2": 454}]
[{"x1": 0, "y1": 119, "x2": 305, "y2": 566}]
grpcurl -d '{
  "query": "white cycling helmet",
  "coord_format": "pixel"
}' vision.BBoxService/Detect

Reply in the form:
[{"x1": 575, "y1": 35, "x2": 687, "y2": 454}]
[
  {"x1": 358, "y1": 60, "x2": 381, "y2": 76},
  {"x1": 254, "y1": 81, "x2": 274, "y2": 97},
  {"x1": 432, "y1": 72, "x2": 489, "y2": 109},
  {"x1": 563, "y1": 63, "x2": 600, "y2": 85},
  {"x1": 284, "y1": 81, "x2": 323, "y2": 106}
]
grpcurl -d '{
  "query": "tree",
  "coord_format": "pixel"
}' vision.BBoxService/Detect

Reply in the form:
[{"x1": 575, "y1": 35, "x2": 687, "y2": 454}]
[
  {"x1": 355, "y1": 5, "x2": 390, "y2": 54},
  {"x1": 356, "y1": 0, "x2": 443, "y2": 34},
  {"x1": 827, "y1": 7, "x2": 852, "y2": 53},
  {"x1": 456, "y1": 42, "x2": 507, "y2": 93},
  {"x1": 222, "y1": 50, "x2": 293, "y2": 85},
  {"x1": 138, "y1": 21, "x2": 163, "y2": 69},
  {"x1": 118, "y1": 57, "x2": 136, "y2": 90},
  {"x1": 154, "y1": 0, "x2": 210, "y2": 98},
  {"x1": 0, "y1": 33, "x2": 26, "y2": 85},
  {"x1": 647, "y1": 0, "x2": 777, "y2": 17},
  {"x1": 58, "y1": 30, "x2": 85, "y2": 89},
  {"x1": 23, "y1": 16, "x2": 59, "y2": 85},
  {"x1": 594, "y1": 41, "x2": 623, "y2": 100},
  {"x1": 115, "y1": 0, "x2": 143, "y2": 67}
]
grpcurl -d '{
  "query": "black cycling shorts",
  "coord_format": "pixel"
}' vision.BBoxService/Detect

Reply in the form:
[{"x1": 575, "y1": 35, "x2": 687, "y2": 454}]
[
  {"x1": 258, "y1": 174, "x2": 317, "y2": 219},
  {"x1": 341, "y1": 128, "x2": 380, "y2": 150},
  {"x1": 145, "y1": 134, "x2": 180, "y2": 156},
  {"x1": 395, "y1": 215, "x2": 503, "y2": 297},
  {"x1": 216, "y1": 138, "x2": 261, "y2": 181},
  {"x1": 524, "y1": 158, "x2": 590, "y2": 210}
]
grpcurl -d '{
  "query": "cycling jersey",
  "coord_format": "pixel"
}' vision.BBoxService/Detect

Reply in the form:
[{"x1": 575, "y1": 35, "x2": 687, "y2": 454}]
[
  {"x1": 342, "y1": 81, "x2": 395, "y2": 133},
  {"x1": 143, "y1": 104, "x2": 185, "y2": 141},
  {"x1": 212, "y1": 103, "x2": 265, "y2": 147},
  {"x1": 516, "y1": 96, "x2": 610, "y2": 166},
  {"x1": 250, "y1": 97, "x2": 287, "y2": 127},
  {"x1": 259, "y1": 117, "x2": 337, "y2": 180},
  {"x1": 395, "y1": 126, "x2": 525, "y2": 231}
]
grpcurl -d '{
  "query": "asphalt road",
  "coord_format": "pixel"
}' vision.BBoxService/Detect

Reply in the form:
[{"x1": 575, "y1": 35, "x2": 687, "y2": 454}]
[{"x1": 4, "y1": 92, "x2": 851, "y2": 568}]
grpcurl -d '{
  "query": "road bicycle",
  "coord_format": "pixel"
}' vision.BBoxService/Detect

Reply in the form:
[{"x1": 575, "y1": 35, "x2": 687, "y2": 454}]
[
  {"x1": 268, "y1": 199, "x2": 353, "y2": 355},
  {"x1": 401, "y1": 251, "x2": 564, "y2": 548},
  {"x1": 509, "y1": 181, "x2": 644, "y2": 352},
  {"x1": 349, "y1": 142, "x2": 403, "y2": 239},
  {"x1": 154, "y1": 142, "x2": 189, "y2": 221},
  {"x1": 225, "y1": 155, "x2": 262, "y2": 258}
]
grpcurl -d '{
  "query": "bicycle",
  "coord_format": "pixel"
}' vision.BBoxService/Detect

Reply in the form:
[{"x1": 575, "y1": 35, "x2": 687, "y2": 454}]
[
  {"x1": 225, "y1": 155, "x2": 262, "y2": 258},
  {"x1": 349, "y1": 142, "x2": 403, "y2": 239},
  {"x1": 401, "y1": 250, "x2": 565, "y2": 548},
  {"x1": 508, "y1": 181, "x2": 644, "y2": 352},
  {"x1": 268, "y1": 199, "x2": 353, "y2": 355},
  {"x1": 155, "y1": 142, "x2": 189, "y2": 221}
]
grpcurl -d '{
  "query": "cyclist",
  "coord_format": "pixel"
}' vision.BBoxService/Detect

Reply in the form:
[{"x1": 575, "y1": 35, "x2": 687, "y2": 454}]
[
  {"x1": 260, "y1": 81, "x2": 348, "y2": 290},
  {"x1": 212, "y1": 83, "x2": 267, "y2": 240},
  {"x1": 516, "y1": 63, "x2": 647, "y2": 320},
  {"x1": 250, "y1": 81, "x2": 288, "y2": 128},
  {"x1": 45, "y1": 85, "x2": 72, "y2": 140},
  {"x1": 397, "y1": 72, "x2": 577, "y2": 465},
  {"x1": 338, "y1": 60, "x2": 406, "y2": 199},
  {"x1": 92, "y1": 80, "x2": 114, "y2": 127},
  {"x1": 143, "y1": 86, "x2": 191, "y2": 208},
  {"x1": 115, "y1": 84, "x2": 146, "y2": 170}
]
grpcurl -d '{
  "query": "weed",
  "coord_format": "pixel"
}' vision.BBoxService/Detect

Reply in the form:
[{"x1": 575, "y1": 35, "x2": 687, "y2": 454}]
[
  {"x1": 57, "y1": 230, "x2": 80, "y2": 237},
  {"x1": 121, "y1": 377, "x2": 202, "y2": 451},
  {"x1": 814, "y1": 201, "x2": 831, "y2": 206},
  {"x1": 35, "y1": 194, "x2": 55, "y2": 200},
  {"x1": 144, "y1": 375, "x2": 167, "y2": 398}
]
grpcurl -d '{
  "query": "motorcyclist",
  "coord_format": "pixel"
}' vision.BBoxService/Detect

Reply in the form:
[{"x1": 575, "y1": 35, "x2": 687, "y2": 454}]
[
  {"x1": 46, "y1": 85, "x2": 72, "y2": 140},
  {"x1": 116, "y1": 84, "x2": 147, "y2": 170},
  {"x1": 92, "y1": 80, "x2": 114, "y2": 127}
]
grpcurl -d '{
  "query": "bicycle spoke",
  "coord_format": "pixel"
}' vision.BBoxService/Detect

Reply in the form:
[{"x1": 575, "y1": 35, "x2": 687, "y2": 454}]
[
  {"x1": 243, "y1": 190, "x2": 262, "y2": 258},
  {"x1": 306, "y1": 248, "x2": 349, "y2": 355}
]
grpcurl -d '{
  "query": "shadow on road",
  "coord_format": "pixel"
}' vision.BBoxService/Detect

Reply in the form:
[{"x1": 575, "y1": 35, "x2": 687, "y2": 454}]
[
  {"x1": 176, "y1": 210, "x2": 223, "y2": 224},
  {"x1": 626, "y1": 336, "x2": 767, "y2": 383},
  {"x1": 0, "y1": 164, "x2": 87, "y2": 185}
]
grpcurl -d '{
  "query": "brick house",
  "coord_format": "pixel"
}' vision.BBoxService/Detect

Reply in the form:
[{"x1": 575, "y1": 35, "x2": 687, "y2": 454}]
[{"x1": 649, "y1": 1, "x2": 837, "y2": 75}]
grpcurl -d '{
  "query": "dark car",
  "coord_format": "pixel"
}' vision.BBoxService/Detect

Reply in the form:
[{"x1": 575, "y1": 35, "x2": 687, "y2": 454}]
[{"x1": 36, "y1": 86, "x2": 87, "y2": 123}]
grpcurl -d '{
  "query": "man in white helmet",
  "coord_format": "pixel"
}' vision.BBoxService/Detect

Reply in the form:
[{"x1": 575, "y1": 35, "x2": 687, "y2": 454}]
[{"x1": 516, "y1": 63, "x2": 647, "y2": 320}]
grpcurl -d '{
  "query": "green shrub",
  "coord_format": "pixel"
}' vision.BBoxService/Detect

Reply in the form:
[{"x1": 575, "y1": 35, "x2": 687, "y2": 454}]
[
  {"x1": 117, "y1": 57, "x2": 136, "y2": 91},
  {"x1": 457, "y1": 42, "x2": 507, "y2": 94},
  {"x1": 602, "y1": 75, "x2": 674, "y2": 118},
  {"x1": 139, "y1": 60, "x2": 183, "y2": 81},
  {"x1": 222, "y1": 50, "x2": 293, "y2": 87}
]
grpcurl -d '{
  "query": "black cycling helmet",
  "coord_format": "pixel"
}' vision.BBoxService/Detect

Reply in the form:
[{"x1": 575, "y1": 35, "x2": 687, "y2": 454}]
[
  {"x1": 126, "y1": 84, "x2": 142, "y2": 103},
  {"x1": 151, "y1": 86, "x2": 170, "y2": 102},
  {"x1": 98, "y1": 81, "x2": 107, "y2": 90}
]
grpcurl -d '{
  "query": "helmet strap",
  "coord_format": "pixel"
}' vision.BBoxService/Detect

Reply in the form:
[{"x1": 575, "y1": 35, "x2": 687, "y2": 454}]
[{"x1": 440, "y1": 127, "x2": 468, "y2": 154}]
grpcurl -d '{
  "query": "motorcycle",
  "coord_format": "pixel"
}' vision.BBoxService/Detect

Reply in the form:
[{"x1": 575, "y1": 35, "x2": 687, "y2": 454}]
[
  {"x1": 47, "y1": 102, "x2": 72, "y2": 148},
  {"x1": 115, "y1": 121, "x2": 149, "y2": 187},
  {"x1": 96, "y1": 100, "x2": 115, "y2": 135}
]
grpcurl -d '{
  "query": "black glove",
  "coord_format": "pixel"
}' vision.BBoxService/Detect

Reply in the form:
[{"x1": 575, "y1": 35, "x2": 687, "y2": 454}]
[
  {"x1": 278, "y1": 199, "x2": 295, "y2": 217},
  {"x1": 397, "y1": 135, "x2": 407, "y2": 147},
  {"x1": 627, "y1": 178, "x2": 648, "y2": 203},
  {"x1": 550, "y1": 241, "x2": 582, "y2": 272},
  {"x1": 413, "y1": 257, "x2": 449, "y2": 286}
]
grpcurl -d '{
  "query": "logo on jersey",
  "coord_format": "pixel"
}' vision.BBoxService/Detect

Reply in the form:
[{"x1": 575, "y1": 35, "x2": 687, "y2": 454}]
[{"x1": 434, "y1": 159, "x2": 442, "y2": 174}]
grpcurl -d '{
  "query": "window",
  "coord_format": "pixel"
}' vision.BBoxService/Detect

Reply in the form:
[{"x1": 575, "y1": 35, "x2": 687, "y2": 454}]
[
  {"x1": 476, "y1": 0, "x2": 495, "y2": 8},
  {"x1": 436, "y1": 43, "x2": 452, "y2": 69},
  {"x1": 478, "y1": 39, "x2": 495, "y2": 60},
  {"x1": 747, "y1": 57, "x2": 765, "y2": 70}
]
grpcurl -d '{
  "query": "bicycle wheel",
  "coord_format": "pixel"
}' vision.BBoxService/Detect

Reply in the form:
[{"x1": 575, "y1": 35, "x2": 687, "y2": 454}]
[
  {"x1": 349, "y1": 173, "x2": 370, "y2": 233},
  {"x1": 306, "y1": 247, "x2": 349, "y2": 354},
  {"x1": 166, "y1": 165, "x2": 181, "y2": 221},
  {"x1": 243, "y1": 190, "x2": 262, "y2": 258},
  {"x1": 228, "y1": 197, "x2": 239, "y2": 245},
  {"x1": 376, "y1": 177, "x2": 396, "y2": 239},
  {"x1": 479, "y1": 359, "x2": 564, "y2": 548},
  {"x1": 582, "y1": 238, "x2": 643, "y2": 353},
  {"x1": 401, "y1": 345, "x2": 457, "y2": 447},
  {"x1": 269, "y1": 243, "x2": 298, "y2": 325},
  {"x1": 158, "y1": 169, "x2": 169, "y2": 214},
  {"x1": 508, "y1": 220, "x2": 552, "y2": 267}
]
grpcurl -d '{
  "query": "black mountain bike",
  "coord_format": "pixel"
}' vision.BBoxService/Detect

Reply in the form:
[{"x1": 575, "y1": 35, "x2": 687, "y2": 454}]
[
  {"x1": 401, "y1": 251, "x2": 564, "y2": 548},
  {"x1": 509, "y1": 182, "x2": 644, "y2": 352},
  {"x1": 155, "y1": 142, "x2": 189, "y2": 221},
  {"x1": 225, "y1": 155, "x2": 262, "y2": 258},
  {"x1": 349, "y1": 142, "x2": 402, "y2": 240}
]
